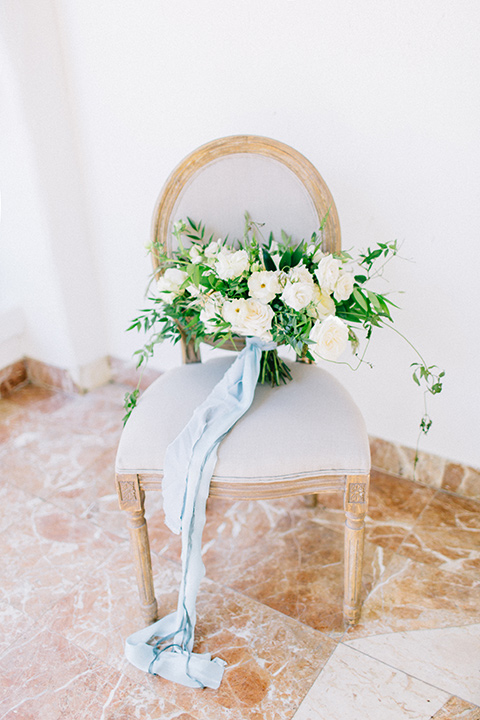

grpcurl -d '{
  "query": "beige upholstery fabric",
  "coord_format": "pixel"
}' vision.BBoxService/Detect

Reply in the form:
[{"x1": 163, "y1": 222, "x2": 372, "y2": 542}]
[
  {"x1": 116, "y1": 356, "x2": 371, "y2": 482},
  {"x1": 168, "y1": 154, "x2": 320, "y2": 253}
]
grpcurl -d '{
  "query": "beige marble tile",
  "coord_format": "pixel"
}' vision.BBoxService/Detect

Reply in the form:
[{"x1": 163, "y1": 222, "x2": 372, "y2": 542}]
[
  {"x1": 0, "y1": 482, "x2": 42, "y2": 534},
  {"x1": 346, "y1": 553, "x2": 480, "y2": 640},
  {"x1": 312, "y1": 470, "x2": 435, "y2": 553},
  {"x1": 43, "y1": 546, "x2": 333, "y2": 720},
  {"x1": 292, "y1": 643, "x2": 450, "y2": 720},
  {"x1": 0, "y1": 499, "x2": 124, "y2": 618},
  {"x1": 0, "y1": 601, "x2": 37, "y2": 659},
  {"x1": 442, "y1": 463, "x2": 480, "y2": 501},
  {"x1": 0, "y1": 627, "x2": 193, "y2": 719},
  {"x1": 147, "y1": 495, "x2": 387, "y2": 635},
  {"x1": 398, "y1": 491, "x2": 480, "y2": 581},
  {"x1": 45, "y1": 386, "x2": 125, "y2": 440},
  {"x1": 347, "y1": 624, "x2": 480, "y2": 705},
  {"x1": 0, "y1": 397, "x2": 33, "y2": 446},
  {"x1": 432, "y1": 696, "x2": 480, "y2": 719},
  {"x1": 51, "y1": 447, "x2": 165, "y2": 539},
  {"x1": 0, "y1": 424, "x2": 111, "y2": 498}
]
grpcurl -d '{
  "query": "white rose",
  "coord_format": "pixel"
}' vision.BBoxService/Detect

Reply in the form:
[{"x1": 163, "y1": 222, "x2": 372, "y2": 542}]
[
  {"x1": 309, "y1": 316, "x2": 349, "y2": 361},
  {"x1": 156, "y1": 268, "x2": 188, "y2": 301},
  {"x1": 204, "y1": 239, "x2": 223, "y2": 258},
  {"x1": 199, "y1": 292, "x2": 224, "y2": 333},
  {"x1": 215, "y1": 248, "x2": 250, "y2": 280},
  {"x1": 223, "y1": 298, "x2": 274, "y2": 340},
  {"x1": 288, "y1": 265, "x2": 314, "y2": 285},
  {"x1": 189, "y1": 245, "x2": 203, "y2": 264},
  {"x1": 308, "y1": 285, "x2": 336, "y2": 319},
  {"x1": 281, "y1": 280, "x2": 315, "y2": 311},
  {"x1": 222, "y1": 298, "x2": 249, "y2": 334},
  {"x1": 248, "y1": 270, "x2": 282, "y2": 303},
  {"x1": 334, "y1": 271, "x2": 354, "y2": 302},
  {"x1": 307, "y1": 245, "x2": 325, "y2": 263},
  {"x1": 314, "y1": 254, "x2": 341, "y2": 294}
]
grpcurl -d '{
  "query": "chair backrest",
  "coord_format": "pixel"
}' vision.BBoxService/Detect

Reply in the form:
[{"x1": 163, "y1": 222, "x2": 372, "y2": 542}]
[{"x1": 152, "y1": 135, "x2": 341, "y2": 263}]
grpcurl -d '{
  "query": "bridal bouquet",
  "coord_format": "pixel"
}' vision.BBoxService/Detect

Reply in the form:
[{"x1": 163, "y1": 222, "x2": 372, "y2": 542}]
[{"x1": 125, "y1": 214, "x2": 443, "y2": 437}]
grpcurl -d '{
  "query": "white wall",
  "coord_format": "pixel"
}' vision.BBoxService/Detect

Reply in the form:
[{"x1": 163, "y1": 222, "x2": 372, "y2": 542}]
[
  {"x1": 0, "y1": 0, "x2": 110, "y2": 388},
  {"x1": 2, "y1": 0, "x2": 479, "y2": 467}
]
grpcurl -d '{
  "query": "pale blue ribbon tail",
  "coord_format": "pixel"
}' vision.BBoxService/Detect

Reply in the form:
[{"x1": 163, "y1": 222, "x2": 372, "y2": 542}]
[
  {"x1": 125, "y1": 611, "x2": 226, "y2": 689},
  {"x1": 124, "y1": 337, "x2": 276, "y2": 689}
]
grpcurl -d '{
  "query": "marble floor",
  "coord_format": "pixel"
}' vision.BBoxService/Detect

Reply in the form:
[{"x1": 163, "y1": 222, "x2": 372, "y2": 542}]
[{"x1": 0, "y1": 372, "x2": 479, "y2": 720}]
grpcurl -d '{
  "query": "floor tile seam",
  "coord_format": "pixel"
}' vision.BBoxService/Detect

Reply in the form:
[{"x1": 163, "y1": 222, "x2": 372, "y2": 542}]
[
  {"x1": 370, "y1": 466, "x2": 480, "y2": 504},
  {"x1": 333, "y1": 641, "x2": 471, "y2": 702},
  {"x1": 77, "y1": 510, "x2": 129, "y2": 543},
  {"x1": 344, "y1": 621, "x2": 480, "y2": 643},
  {"x1": 0, "y1": 485, "x2": 65, "y2": 541},
  {"x1": 0, "y1": 594, "x2": 84, "y2": 663},
  {"x1": 0, "y1": 486, "x2": 130, "y2": 552},
  {"x1": 370, "y1": 464, "x2": 437, "y2": 489},
  {"x1": 41, "y1": 488, "x2": 131, "y2": 543},
  {"x1": 200, "y1": 573, "x2": 347, "y2": 646},
  {"x1": 434, "y1": 486, "x2": 480, "y2": 509},
  {"x1": 19, "y1": 443, "x2": 119, "y2": 506}
]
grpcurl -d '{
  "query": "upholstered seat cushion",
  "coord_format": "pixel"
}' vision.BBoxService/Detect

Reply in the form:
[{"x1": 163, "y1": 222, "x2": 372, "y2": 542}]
[{"x1": 116, "y1": 356, "x2": 370, "y2": 483}]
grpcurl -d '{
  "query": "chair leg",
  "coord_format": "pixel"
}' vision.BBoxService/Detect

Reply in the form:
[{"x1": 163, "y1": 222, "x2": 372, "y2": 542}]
[
  {"x1": 116, "y1": 474, "x2": 158, "y2": 625},
  {"x1": 343, "y1": 474, "x2": 369, "y2": 625}
]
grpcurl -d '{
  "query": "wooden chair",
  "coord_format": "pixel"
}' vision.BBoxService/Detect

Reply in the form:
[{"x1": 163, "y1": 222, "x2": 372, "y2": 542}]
[{"x1": 115, "y1": 135, "x2": 371, "y2": 628}]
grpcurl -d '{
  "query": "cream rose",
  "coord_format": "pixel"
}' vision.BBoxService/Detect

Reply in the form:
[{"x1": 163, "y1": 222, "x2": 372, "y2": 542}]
[
  {"x1": 307, "y1": 244, "x2": 325, "y2": 263},
  {"x1": 308, "y1": 285, "x2": 336, "y2": 319},
  {"x1": 156, "y1": 268, "x2": 188, "y2": 301},
  {"x1": 334, "y1": 271, "x2": 354, "y2": 302},
  {"x1": 223, "y1": 298, "x2": 274, "y2": 340},
  {"x1": 215, "y1": 248, "x2": 250, "y2": 280},
  {"x1": 281, "y1": 280, "x2": 315, "y2": 311},
  {"x1": 248, "y1": 270, "x2": 282, "y2": 303},
  {"x1": 314, "y1": 254, "x2": 341, "y2": 294},
  {"x1": 204, "y1": 239, "x2": 223, "y2": 259},
  {"x1": 288, "y1": 265, "x2": 314, "y2": 285},
  {"x1": 309, "y1": 316, "x2": 349, "y2": 361}
]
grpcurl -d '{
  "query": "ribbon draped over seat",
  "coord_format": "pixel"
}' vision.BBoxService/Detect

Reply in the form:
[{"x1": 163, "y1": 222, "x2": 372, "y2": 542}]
[{"x1": 125, "y1": 337, "x2": 276, "y2": 689}]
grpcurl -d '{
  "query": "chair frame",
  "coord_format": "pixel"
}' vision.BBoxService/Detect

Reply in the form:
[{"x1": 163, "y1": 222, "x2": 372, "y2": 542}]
[{"x1": 116, "y1": 135, "x2": 370, "y2": 627}]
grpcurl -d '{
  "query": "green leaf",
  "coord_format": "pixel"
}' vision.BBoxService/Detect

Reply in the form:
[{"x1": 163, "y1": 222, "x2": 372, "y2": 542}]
[
  {"x1": 290, "y1": 244, "x2": 304, "y2": 267},
  {"x1": 353, "y1": 288, "x2": 369, "y2": 312},
  {"x1": 262, "y1": 247, "x2": 277, "y2": 271},
  {"x1": 366, "y1": 290, "x2": 383, "y2": 313},
  {"x1": 279, "y1": 248, "x2": 292, "y2": 270}
]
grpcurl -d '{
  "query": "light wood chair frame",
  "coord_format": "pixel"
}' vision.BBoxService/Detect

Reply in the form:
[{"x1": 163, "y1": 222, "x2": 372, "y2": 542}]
[{"x1": 116, "y1": 135, "x2": 370, "y2": 627}]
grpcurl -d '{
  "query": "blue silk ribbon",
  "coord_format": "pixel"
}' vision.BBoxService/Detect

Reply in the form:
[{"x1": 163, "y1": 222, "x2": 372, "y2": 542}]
[{"x1": 125, "y1": 337, "x2": 276, "y2": 689}]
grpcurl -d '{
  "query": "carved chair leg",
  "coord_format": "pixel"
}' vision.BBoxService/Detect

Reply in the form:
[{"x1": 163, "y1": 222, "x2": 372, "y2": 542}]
[
  {"x1": 116, "y1": 474, "x2": 158, "y2": 625},
  {"x1": 343, "y1": 474, "x2": 370, "y2": 625}
]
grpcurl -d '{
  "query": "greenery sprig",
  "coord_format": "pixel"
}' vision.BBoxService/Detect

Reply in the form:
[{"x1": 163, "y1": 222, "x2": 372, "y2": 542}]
[{"x1": 123, "y1": 213, "x2": 444, "y2": 459}]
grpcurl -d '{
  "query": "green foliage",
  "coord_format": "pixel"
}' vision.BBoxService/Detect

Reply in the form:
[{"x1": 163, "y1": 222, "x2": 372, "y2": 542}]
[{"x1": 123, "y1": 214, "x2": 444, "y2": 446}]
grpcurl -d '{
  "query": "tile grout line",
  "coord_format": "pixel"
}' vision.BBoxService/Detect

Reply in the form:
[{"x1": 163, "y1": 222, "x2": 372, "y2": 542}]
[{"x1": 333, "y1": 640, "x2": 480, "y2": 709}]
